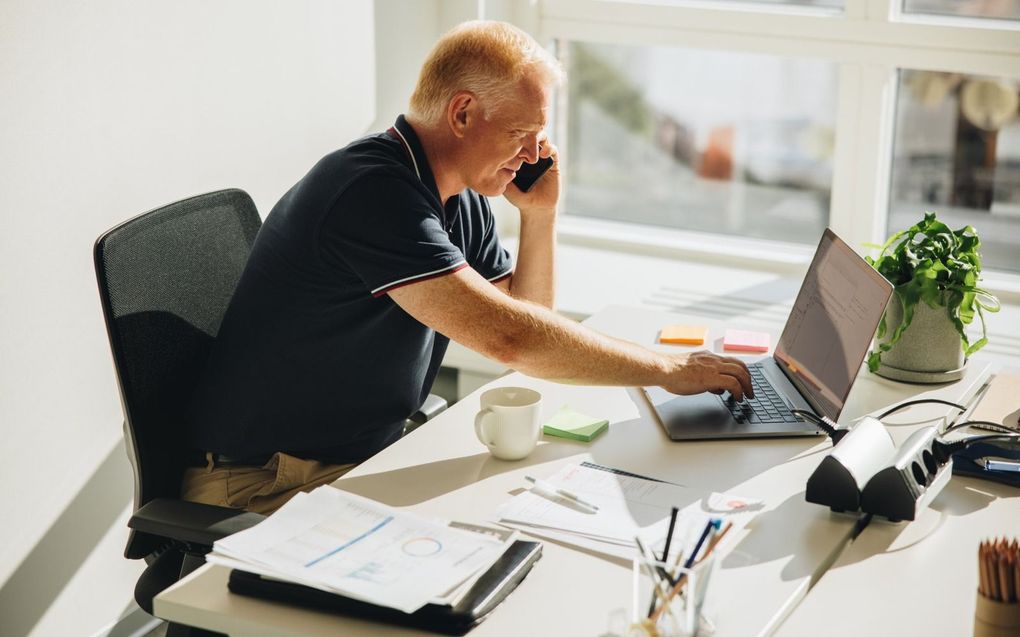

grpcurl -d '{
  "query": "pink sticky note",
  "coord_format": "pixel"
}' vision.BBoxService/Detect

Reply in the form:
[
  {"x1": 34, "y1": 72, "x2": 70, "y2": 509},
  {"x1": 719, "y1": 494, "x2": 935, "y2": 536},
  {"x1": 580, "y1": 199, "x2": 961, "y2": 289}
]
[{"x1": 724, "y1": 329, "x2": 770, "y2": 353}]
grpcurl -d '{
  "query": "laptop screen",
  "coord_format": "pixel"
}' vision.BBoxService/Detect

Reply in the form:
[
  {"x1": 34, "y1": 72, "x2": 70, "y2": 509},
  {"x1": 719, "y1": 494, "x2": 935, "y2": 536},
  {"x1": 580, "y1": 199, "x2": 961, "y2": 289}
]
[{"x1": 774, "y1": 229, "x2": 893, "y2": 421}]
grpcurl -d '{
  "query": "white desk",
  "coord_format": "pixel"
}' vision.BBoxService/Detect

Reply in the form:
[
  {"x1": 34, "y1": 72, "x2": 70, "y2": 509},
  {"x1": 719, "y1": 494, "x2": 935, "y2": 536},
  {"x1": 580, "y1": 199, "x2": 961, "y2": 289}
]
[
  {"x1": 776, "y1": 433, "x2": 1018, "y2": 635},
  {"x1": 154, "y1": 305, "x2": 992, "y2": 636}
]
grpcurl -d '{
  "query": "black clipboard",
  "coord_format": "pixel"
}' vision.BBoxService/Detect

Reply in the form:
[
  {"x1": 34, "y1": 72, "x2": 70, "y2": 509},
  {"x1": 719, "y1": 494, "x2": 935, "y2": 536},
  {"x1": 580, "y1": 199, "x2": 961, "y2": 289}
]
[{"x1": 227, "y1": 540, "x2": 542, "y2": 635}]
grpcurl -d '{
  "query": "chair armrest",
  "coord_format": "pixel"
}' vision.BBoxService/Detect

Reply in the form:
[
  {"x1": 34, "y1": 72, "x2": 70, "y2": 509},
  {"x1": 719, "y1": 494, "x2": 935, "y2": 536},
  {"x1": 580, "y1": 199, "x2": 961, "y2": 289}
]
[
  {"x1": 408, "y1": 393, "x2": 449, "y2": 425},
  {"x1": 128, "y1": 498, "x2": 265, "y2": 549}
]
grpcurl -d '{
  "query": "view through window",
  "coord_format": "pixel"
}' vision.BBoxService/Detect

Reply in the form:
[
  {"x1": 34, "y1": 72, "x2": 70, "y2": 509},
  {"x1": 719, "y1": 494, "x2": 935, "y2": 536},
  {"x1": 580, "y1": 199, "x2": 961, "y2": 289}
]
[
  {"x1": 562, "y1": 41, "x2": 838, "y2": 246},
  {"x1": 888, "y1": 71, "x2": 1020, "y2": 273},
  {"x1": 902, "y1": 0, "x2": 1020, "y2": 20}
]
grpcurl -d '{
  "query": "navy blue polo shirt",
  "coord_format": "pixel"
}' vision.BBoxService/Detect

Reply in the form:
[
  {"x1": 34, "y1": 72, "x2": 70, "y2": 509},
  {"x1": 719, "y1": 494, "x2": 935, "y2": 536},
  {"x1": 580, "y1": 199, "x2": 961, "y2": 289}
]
[{"x1": 187, "y1": 116, "x2": 513, "y2": 464}]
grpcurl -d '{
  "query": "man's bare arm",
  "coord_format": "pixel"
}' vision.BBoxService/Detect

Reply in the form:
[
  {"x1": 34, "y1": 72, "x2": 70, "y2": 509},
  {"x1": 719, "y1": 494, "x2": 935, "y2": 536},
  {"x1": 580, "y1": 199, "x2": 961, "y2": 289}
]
[
  {"x1": 497, "y1": 139, "x2": 559, "y2": 309},
  {"x1": 388, "y1": 267, "x2": 753, "y2": 399}
]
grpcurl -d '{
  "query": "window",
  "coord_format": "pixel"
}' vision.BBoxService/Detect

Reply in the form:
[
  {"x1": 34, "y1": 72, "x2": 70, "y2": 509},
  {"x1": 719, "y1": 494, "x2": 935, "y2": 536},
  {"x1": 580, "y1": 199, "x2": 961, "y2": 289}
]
[
  {"x1": 902, "y1": 0, "x2": 1020, "y2": 20},
  {"x1": 539, "y1": 0, "x2": 1020, "y2": 276},
  {"x1": 563, "y1": 41, "x2": 837, "y2": 246},
  {"x1": 889, "y1": 71, "x2": 1020, "y2": 273}
]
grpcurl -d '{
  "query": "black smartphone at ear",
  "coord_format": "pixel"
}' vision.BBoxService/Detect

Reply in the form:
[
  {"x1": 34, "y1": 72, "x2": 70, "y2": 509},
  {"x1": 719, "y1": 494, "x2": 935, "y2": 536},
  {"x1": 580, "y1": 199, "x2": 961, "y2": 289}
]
[{"x1": 511, "y1": 156, "x2": 554, "y2": 193}]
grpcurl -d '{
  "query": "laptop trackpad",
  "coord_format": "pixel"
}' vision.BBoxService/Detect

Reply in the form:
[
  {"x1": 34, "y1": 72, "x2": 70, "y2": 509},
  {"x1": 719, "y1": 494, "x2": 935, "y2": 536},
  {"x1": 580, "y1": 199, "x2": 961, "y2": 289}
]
[{"x1": 646, "y1": 389, "x2": 734, "y2": 438}]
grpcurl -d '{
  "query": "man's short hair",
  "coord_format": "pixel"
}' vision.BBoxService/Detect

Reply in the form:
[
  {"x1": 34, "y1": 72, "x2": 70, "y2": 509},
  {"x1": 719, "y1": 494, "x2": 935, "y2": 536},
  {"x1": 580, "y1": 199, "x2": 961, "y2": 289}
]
[{"x1": 409, "y1": 20, "x2": 564, "y2": 125}]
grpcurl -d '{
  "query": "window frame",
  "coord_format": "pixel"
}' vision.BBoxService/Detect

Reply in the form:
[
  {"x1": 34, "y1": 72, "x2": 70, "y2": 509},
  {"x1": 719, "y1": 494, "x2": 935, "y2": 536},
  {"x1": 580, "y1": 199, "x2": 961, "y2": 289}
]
[{"x1": 531, "y1": 0, "x2": 1020, "y2": 288}]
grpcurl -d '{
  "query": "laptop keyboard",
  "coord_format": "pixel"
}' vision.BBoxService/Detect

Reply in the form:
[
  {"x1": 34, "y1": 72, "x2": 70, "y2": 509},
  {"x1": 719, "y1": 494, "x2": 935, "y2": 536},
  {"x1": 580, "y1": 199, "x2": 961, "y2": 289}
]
[{"x1": 726, "y1": 365, "x2": 800, "y2": 424}]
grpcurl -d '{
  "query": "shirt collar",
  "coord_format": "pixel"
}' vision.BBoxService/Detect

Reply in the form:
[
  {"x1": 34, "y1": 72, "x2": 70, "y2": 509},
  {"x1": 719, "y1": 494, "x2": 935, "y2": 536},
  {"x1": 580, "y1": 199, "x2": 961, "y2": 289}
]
[{"x1": 389, "y1": 115, "x2": 441, "y2": 203}]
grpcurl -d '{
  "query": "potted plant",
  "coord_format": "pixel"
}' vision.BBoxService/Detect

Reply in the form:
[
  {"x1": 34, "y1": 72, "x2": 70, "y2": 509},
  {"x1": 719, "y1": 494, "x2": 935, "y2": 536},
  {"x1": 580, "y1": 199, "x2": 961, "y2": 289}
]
[{"x1": 866, "y1": 212, "x2": 999, "y2": 383}]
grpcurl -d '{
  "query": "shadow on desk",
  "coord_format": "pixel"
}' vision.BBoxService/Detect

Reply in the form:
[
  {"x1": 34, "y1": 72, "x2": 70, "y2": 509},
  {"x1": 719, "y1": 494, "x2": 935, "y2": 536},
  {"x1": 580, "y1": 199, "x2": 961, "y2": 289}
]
[
  {"x1": 722, "y1": 491, "x2": 846, "y2": 583},
  {"x1": 597, "y1": 411, "x2": 829, "y2": 494},
  {"x1": 826, "y1": 477, "x2": 1020, "y2": 570},
  {"x1": 334, "y1": 443, "x2": 585, "y2": 507}
]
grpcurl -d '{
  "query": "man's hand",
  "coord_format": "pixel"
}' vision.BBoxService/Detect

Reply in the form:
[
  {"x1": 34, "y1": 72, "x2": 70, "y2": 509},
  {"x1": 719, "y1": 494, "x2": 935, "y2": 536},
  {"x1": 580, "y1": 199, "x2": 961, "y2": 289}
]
[
  {"x1": 660, "y1": 351, "x2": 754, "y2": 401},
  {"x1": 503, "y1": 136, "x2": 559, "y2": 219}
]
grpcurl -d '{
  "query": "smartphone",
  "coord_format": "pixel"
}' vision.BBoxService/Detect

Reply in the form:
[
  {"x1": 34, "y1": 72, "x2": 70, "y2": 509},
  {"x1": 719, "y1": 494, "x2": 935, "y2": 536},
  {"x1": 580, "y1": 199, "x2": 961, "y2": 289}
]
[{"x1": 511, "y1": 156, "x2": 554, "y2": 193}]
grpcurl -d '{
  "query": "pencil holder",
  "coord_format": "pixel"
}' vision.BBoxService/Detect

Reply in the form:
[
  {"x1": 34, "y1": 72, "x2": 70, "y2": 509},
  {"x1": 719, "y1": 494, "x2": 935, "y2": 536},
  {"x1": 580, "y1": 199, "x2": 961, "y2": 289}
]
[
  {"x1": 628, "y1": 555, "x2": 716, "y2": 637},
  {"x1": 974, "y1": 593, "x2": 1020, "y2": 637}
]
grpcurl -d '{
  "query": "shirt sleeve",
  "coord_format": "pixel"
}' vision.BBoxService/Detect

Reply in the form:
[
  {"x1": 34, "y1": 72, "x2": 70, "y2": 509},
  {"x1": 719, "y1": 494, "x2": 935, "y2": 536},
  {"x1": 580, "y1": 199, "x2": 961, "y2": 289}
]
[
  {"x1": 466, "y1": 195, "x2": 514, "y2": 283},
  {"x1": 320, "y1": 175, "x2": 467, "y2": 297}
]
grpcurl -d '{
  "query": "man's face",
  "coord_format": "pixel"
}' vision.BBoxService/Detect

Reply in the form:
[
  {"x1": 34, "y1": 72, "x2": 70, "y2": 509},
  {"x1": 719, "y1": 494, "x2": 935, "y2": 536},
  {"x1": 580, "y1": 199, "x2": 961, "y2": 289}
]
[{"x1": 459, "y1": 75, "x2": 550, "y2": 197}]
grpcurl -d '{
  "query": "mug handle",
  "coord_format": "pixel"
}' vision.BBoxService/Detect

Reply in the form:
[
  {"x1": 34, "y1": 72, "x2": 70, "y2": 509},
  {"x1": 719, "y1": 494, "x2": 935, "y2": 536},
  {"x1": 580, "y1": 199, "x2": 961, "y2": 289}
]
[{"x1": 474, "y1": 408, "x2": 496, "y2": 449}]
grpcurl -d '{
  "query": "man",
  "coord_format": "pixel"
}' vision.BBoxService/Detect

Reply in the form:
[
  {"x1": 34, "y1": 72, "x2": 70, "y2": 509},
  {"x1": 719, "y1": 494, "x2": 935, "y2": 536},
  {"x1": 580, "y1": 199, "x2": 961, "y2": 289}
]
[{"x1": 183, "y1": 21, "x2": 752, "y2": 514}]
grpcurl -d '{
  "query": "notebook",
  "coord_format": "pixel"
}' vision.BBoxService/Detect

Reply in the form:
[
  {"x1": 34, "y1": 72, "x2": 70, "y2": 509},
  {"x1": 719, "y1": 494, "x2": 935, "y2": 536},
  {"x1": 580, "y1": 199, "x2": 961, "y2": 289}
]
[{"x1": 645, "y1": 228, "x2": 893, "y2": 440}]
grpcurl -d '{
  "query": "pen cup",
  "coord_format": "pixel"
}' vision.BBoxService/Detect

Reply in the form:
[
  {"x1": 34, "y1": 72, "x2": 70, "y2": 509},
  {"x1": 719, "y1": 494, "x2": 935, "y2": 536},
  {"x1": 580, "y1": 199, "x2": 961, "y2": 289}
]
[
  {"x1": 629, "y1": 555, "x2": 716, "y2": 637},
  {"x1": 974, "y1": 593, "x2": 1020, "y2": 637}
]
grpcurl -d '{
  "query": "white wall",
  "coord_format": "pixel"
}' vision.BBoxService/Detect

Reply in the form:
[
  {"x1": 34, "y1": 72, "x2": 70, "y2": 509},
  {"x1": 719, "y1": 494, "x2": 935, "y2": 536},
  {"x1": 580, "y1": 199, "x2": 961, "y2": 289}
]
[{"x1": 0, "y1": 1, "x2": 375, "y2": 634}]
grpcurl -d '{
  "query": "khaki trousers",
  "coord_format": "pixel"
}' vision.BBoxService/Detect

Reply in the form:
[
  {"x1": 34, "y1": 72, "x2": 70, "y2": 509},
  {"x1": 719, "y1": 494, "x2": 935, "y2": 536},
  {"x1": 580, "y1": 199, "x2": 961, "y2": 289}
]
[{"x1": 181, "y1": 452, "x2": 358, "y2": 515}]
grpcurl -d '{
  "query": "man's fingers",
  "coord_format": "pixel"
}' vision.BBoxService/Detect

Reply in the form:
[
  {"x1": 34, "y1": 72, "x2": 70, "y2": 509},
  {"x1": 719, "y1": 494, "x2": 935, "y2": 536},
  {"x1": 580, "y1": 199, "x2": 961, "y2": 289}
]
[
  {"x1": 719, "y1": 361, "x2": 754, "y2": 399},
  {"x1": 539, "y1": 140, "x2": 558, "y2": 161},
  {"x1": 715, "y1": 374, "x2": 744, "y2": 402},
  {"x1": 723, "y1": 354, "x2": 750, "y2": 375}
]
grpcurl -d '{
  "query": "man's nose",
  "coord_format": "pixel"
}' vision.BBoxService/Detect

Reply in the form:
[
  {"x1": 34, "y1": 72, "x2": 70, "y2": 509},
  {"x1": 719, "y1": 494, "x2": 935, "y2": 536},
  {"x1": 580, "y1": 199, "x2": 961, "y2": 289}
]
[{"x1": 520, "y1": 135, "x2": 540, "y2": 163}]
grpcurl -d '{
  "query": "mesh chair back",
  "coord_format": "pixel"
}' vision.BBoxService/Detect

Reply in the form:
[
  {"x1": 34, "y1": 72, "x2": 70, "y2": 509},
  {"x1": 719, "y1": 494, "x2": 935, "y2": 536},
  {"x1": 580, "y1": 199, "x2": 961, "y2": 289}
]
[{"x1": 94, "y1": 189, "x2": 261, "y2": 558}]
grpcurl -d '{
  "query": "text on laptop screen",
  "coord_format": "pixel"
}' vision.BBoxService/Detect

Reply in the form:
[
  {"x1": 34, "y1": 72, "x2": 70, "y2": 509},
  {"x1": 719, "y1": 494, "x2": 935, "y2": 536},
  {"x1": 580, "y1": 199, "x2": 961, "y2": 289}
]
[{"x1": 775, "y1": 230, "x2": 892, "y2": 420}]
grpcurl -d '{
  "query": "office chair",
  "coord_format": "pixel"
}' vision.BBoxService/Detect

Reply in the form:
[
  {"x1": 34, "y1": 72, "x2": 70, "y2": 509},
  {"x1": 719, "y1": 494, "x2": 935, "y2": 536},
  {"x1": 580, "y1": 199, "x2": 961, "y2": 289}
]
[
  {"x1": 94, "y1": 189, "x2": 449, "y2": 623},
  {"x1": 94, "y1": 189, "x2": 267, "y2": 623}
]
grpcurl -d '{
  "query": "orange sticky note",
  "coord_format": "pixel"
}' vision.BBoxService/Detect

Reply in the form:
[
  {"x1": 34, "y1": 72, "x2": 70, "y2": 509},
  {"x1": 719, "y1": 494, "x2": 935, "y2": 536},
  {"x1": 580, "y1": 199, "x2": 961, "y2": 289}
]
[
  {"x1": 660, "y1": 325, "x2": 707, "y2": 345},
  {"x1": 723, "y1": 329, "x2": 770, "y2": 353}
]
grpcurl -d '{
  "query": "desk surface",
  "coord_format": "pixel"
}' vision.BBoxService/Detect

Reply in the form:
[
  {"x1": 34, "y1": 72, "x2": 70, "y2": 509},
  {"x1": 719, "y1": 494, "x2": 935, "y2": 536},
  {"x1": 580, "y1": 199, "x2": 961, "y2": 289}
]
[{"x1": 155, "y1": 305, "x2": 994, "y2": 636}]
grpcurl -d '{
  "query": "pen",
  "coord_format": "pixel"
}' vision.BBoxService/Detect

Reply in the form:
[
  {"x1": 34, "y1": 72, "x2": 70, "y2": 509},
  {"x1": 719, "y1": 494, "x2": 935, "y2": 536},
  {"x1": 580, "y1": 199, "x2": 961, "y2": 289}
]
[
  {"x1": 635, "y1": 536, "x2": 675, "y2": 621},
  {"x1": 647, "y1": 506, "x2": 682, "y2": 616},
  {"x1": 978, "y1": 457, "x2": 1020, "y2": 472},
  {"x1": 683, "y1": 519, "x2": 720, "y2": 569},
  {"x1": 524, "y1": 475, "x2": 600, "y2": 512}
]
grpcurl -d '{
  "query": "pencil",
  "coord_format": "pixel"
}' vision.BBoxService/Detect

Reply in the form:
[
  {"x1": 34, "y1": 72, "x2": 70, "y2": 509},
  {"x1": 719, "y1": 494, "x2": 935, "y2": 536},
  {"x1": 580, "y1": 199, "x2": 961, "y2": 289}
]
[
  {"x1": 1014, "y1": 548, "x2": 1020, "y2": 604},
  {"x1": 990, "y1": 550, "x2": 1000, "y2": 602},
  {"x1": 978, "y1": 543, "x2": 988, "y2": 598},
  {"x1": 1007, "y1": 553, "x2": 1016, "y2": 603},
  {"x1": 698, "y1": 521, "x2": 734, "y2": 562}
]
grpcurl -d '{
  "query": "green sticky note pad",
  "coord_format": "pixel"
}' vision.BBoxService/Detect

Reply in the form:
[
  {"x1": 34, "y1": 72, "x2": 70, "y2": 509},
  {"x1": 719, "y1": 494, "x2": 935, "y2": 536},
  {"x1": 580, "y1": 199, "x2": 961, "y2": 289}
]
[{"x1": 542, "y1": 406, "x2": 609, "y2": 442}]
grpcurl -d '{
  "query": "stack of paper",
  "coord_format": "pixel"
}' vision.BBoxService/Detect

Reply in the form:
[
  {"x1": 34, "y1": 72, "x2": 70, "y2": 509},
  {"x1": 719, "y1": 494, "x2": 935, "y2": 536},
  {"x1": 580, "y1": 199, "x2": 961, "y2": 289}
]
[
  {"x1": 207, "y1": 485, "x2": 515, "y2": 613},
  {"x1": 495, "y1": 463, "x2": 761, "y2": 561}
]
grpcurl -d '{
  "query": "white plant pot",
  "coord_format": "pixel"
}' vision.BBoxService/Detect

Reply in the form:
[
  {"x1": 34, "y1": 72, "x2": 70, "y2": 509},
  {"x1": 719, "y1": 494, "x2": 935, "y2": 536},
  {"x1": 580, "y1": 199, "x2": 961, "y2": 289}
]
[{"x1": 874, "y1": 296, "x2": 966, "y2": 383}]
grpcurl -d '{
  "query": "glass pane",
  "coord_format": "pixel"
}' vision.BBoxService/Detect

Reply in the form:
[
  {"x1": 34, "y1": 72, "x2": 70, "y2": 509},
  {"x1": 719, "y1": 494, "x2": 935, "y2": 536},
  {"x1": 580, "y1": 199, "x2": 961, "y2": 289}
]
[
  {"x1": 888, "y1": 71, "x2": 1020, "y2": 273},
  {"x1": 614, "y1": 0, "x2": 843, "y2": 8},
  {"x1": 563, "y1": 41, "x2": 837, "y2": 245},
  {"x1": 739, "y1": 0, "x2": 841, "y2": 6},
  {"x1": 902, "y1": 0, "x2": 1020, "y2": 20}
]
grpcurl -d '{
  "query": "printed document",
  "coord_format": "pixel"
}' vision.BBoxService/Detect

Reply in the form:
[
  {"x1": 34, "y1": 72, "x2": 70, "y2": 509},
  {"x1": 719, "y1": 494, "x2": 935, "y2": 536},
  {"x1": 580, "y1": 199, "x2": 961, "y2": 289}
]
[
  {"x1": 209, "y1": 485, "x2": 507, "y2": 613},
  {"x1": 495, "y1": 463, "x2": 762, "y2": 560}
]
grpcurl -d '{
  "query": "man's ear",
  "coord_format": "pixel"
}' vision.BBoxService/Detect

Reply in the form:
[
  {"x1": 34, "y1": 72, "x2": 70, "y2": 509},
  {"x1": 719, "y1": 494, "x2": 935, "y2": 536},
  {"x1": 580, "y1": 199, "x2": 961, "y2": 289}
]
[{"x1": 447, "y1": 92, "x2": 475, "y2": 139}]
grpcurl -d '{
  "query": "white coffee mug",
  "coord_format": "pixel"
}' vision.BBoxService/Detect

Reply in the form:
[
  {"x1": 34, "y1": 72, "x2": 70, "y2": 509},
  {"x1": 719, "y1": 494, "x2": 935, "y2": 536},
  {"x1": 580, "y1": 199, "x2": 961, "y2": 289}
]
[{"x1": 474, "y1": 387, "x2": 543, "y2": 460}]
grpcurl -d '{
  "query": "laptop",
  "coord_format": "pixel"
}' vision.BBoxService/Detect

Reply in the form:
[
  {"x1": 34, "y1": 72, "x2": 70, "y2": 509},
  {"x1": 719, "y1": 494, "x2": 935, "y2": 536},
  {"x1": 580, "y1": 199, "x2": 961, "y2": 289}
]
[{"x1": 645, "y1": 228, "x2": 893, "y2": 440}]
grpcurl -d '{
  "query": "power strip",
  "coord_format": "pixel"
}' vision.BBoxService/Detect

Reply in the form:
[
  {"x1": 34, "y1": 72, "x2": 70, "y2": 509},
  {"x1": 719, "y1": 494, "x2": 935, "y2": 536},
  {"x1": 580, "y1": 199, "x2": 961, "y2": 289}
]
[
  {"x1": 860, "y1": 426, "x2": 952, "y2": 522},
  {"x1": 805, "y1": 416, "x2": 896, "y2": 513}
]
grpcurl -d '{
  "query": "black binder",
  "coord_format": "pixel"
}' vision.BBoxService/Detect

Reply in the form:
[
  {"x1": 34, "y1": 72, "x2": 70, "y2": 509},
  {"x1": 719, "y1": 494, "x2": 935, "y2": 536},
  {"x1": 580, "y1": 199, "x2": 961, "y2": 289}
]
[
  {"x1": 953, "y1": 441, "x2": 1020, "y2": 488},
  {"x1": 227, "y1": 540, "x2": 542, "y2": 635}
]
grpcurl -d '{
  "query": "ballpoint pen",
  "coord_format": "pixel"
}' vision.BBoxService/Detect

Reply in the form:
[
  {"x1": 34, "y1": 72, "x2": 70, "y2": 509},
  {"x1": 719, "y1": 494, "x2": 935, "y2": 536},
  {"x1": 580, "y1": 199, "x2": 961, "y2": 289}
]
[
  {"x1": 524, "y1": 475, "x2": 600, "y2": 512},
  {"x1": 977, "y1": 457, "x2": 1020, "y2": 472}
]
